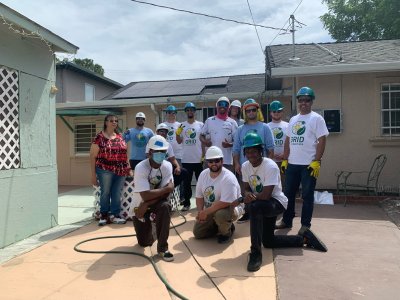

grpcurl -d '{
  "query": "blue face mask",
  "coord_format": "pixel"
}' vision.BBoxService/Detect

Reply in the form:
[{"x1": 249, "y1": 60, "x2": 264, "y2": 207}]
[{"x1": 152, "y1": 152, "x2": 166, "y2": 164}]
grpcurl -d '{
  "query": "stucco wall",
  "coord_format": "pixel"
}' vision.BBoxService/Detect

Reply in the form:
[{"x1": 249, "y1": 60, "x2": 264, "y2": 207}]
[{"x1": 0, "y1": 25, "x2": 58, "y2": 248}]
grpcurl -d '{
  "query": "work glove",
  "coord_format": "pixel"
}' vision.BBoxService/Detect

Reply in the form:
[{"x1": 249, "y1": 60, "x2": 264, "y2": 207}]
[
  {"x1": 280, "y1": 159, "x2": 288, "y2": 174},
  {"x1": 308, "y1": 160, "x2": 321, "y2": 178},
  {"x1": 176, "y1": 124, "x2": 185, "y2": 136}
]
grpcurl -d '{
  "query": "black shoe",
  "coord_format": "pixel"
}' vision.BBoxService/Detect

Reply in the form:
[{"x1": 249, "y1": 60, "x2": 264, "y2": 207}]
[
  {"x1": 303, "y1": 228, "x2": 328, "y2": 252},
  {"x1": 237, "y1": 213, "x2": 249, "y2": 223},
  {"x1": 217, "y1": 224, "x2": 235, "y2": 244},
  {"x1": 247, "y1": 251, "x2": 262, "y2": 272},
  {"x1": 275, "y1": 221, "x2": 292, "y2": 229}
]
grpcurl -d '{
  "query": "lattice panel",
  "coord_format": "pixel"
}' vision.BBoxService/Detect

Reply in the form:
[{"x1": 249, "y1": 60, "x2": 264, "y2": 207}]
[{"x1": 0, "y1": 66, "x2": 20, "y2": 170}]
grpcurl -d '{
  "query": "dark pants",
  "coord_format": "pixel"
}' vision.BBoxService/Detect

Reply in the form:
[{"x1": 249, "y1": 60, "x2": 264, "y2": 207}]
[
  {"x1": 172, "y1": 164, "x2": 188, "y2": 188},
  {"x1": 282, "y1": 164, "x2": 316, "y2": 228},
  {"x1": 129, "y1": 159, "x2": 142, "y2": 170},
  {"x1": 133, "y1": 199, "x2": 171, "y2": 253},
  {"x1": 249, "y1": 198, "x2": 303, "y2": 255},
  {"x1": 181, "y1": 163, "x2": 203, "y2": 206}
]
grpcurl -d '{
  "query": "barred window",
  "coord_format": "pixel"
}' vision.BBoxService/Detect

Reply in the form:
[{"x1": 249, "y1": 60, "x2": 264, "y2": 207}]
[
  {"x1": 381, "y1": 83, "x2": 400, "y2": 136},
  {"x1": 0, "y1": 66, "x2": 20, "y2": 170},
  {"x1": 74, "y1": 123, "x2": 98, "y2": 154}
]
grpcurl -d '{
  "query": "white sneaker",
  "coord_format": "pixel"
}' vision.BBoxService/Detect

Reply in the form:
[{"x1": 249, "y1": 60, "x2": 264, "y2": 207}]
[
  {"x1": 110, "y1": 215, "x2": 126, "y2": 224},
  {"x1": 158, "y1": 250, "x2": 174, "y2": 262},
  {"x1": 98, "y1": 218, "x2": 107, "y2": 226}
]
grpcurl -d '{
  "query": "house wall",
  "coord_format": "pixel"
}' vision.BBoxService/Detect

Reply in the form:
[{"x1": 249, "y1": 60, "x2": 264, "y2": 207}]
[
  {"x1": 55, "y1": 68, "x2": 118, "y2": 103},
  {"x1": 294, "y1": 72, "x2": 400, "y2": 190},
  {"x1": 0, "y1": 25, "x2": 58, "y2": 248}
]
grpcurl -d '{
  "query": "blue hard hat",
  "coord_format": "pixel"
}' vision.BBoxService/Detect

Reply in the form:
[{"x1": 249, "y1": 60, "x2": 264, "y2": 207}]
[
  {"x1": 165, "y1": 105, "x2": 177, "y2": 112},
  {"x1": 184, "y1": 102, "x2": 196, "y2": 111}
]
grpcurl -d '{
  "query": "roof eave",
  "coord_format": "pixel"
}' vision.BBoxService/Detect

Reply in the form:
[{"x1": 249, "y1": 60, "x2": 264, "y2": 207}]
[
  {"x1": 0, "y1": 3, "x2": 78, "y2": 54},
  {"x1": 271, "y1": 62, "x2": 400, "y2": 77}
]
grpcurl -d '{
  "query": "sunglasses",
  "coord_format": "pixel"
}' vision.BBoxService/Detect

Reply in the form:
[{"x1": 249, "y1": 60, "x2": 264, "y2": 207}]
[
  {"x1": 298, "y1": 98, "x2": 312, "y2": 103},
  {"x1": 166, "y1": 111, "x2": 176, "y2": 114},
  {"x1": 107, "y1": 119, "x2": 118, "y2": 123},
  {"x1": 245, "y1": 108, "x2": 257, "y2": 113},
  {"x1": 217, "y1": 101, "x2": 229, "y2": 108},
  {"x1": 185, "y1": 108, "x2": 195, "y2": 112},
  {"x1": 271, "y1": 111, "x2": 282, "y2": 113},
  {"x1": 207, "y1": 158, "x2": 222, "y2": 164},
  {"x1": 136, "y1": 117, "x2": 145, "y2": 121}
]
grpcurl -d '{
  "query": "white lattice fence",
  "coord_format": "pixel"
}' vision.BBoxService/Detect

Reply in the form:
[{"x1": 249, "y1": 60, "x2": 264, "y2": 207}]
[
  {"x1": 0, "y1": 66, "x2": 20, "y2": 170},
  {"x1": 93, "y1": 179, "x2": 180, "y2": 220}
]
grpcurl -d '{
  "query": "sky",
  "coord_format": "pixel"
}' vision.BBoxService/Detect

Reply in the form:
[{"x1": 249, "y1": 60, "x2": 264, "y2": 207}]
[{"x1": 1, "y1": 0, "x2": 333, "y2": 84}]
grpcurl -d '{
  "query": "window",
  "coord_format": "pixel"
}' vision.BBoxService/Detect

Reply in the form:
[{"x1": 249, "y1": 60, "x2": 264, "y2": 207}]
[
  {"x1": 202, "y1": 107, "x2": 215, "y2": 122},
  {"x1": 381, "y1": 83, "x2": 400, "y2": 136},
  {"x1": 74, "y1": 123, "x2": 98, "y2": 154},
  {"x1": 85, "y1": 83, "x2": 95, "y2": 102}
]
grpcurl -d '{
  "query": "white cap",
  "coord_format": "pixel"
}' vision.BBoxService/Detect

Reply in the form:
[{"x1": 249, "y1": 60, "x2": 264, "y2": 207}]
[
  {"x1": 136, "y1": 112, "x2": 146, "y2": 119},
  {"x1": 156, "y1": 123, "x2": 169, "y2": 131},
  {"x1": 217, "y1": 96, "x2": 230, "y2": 106},
  {"x1": 148, "y1": 135, "x2": 169, "y2": 151},
  {"x1": 205, "y1": 146, "x2": 224, "y2": 160},
  {"x1": 231, "y1": 100, "x2": 241, "y2": 108}
]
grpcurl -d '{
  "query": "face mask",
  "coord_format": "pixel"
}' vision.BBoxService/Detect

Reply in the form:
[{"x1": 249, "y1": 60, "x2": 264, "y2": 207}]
[{"x1": 152, "y1": 152, "x2": 166, "y2": 164}]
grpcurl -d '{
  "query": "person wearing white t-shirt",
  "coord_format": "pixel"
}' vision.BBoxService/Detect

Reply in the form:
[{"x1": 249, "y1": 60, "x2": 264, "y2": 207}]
[
  {"x1": 267, "y1": 100, "x2": 289, "y2": 166},
  {"x1": 193, "y1": 146, "x2": 242, "y2": 244},
  {"x1": 200, "y1": 96, "x2": 238, "y2": 172},
  {"x1": 276, "y1": 87, "x2": 329, "y2": 235},
  {"x1": 176, "y1": 102, "x2": 204, "y2": 211},
  {"x1": 133, "y1": 135, "x2": 175, "y2": 262},
  {"x1": 240, "y1": 132, "x2": 327, "y2": 272}
]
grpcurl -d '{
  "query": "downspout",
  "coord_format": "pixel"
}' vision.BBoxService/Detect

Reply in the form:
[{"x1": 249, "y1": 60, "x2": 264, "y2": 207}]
[{"x1": 150, "y1": 103, "x2": 159, "y2": 127}]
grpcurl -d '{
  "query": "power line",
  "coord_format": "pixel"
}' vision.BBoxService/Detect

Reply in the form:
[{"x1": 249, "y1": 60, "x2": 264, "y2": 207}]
[
  {"x1": 130, "y1": 0, "x2": 286, "y2": 31},
  {"x1": 246, "y1": 0, "x2": 264, "y2": 54}
]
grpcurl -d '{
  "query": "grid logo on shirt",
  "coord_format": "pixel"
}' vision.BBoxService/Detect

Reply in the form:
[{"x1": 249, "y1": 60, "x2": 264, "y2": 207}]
[
  {"x1": 135, "y1": 133, "x2": 147, "y2": 147},
  {"x1": 292, "y1": 121, "x2": 306, "y2": 135},
  {"x1": 204, "y1": 186, "x2": 215, "y2": 205},
  {"x1": 249, "y1": 175, "x2": 263, "y2": 193}
]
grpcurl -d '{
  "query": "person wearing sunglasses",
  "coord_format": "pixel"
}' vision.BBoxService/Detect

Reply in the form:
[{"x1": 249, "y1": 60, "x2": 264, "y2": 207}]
[
  {"x1": 275, "y1": 87, "x2": 329, "y2": 236},
  {"x1": 228, "y1": 99, "x2": 245, "y2": 126},
  {"x1": 123, "y1": 112, "x2": 154, "y2": 171},
  {"x1": 90, "y1": 114, "x2": 131, "y2": 226},
  {"x1": 239, "y1": 132, "x2": 327, "y2": 272},
  {"x1": 132, "y1": 135, "x2": 175, "y2": 262},
  {"x1": 200, "y1": 96, "x2": 238, "y2": 172},
  {"x1": 193, "y1": 146, "x2": 241, "y2": 244},
  {"x1": 232, "y1": 98, "x2": 275, "y2": 223}
]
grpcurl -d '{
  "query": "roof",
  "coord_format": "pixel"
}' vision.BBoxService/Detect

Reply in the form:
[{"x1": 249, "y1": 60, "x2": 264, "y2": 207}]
[
  {"x1": 0, "y1": 3, "x2": 78, "y2": 54},
  {"x1": 57, "y1": 61, "x2": 123, "y2": 88},
  {"x1": 266, "y1": 39, "x2": 400, "y2": 77},
  {"x1": 107, "y1": 73, "x2": 266, "y2": 100}
]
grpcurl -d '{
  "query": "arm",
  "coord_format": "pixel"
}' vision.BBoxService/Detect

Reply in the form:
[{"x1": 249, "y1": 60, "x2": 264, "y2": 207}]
[
  {"x1": 196, "y1": 197, "x2": 205, "y2": 211},
  {"x1": 200, "y1": 134, "x2": 212, "y2": 147},
  {"x1": 315, "y1": 135, "x2": 327, "y2": 161},
  {"x1": 282, "y1": 136, "x2": 290, "y2": 160},
  {"x1": 89, "y1": 144, "x2": 100, "y2": 186},
  {"x1": 176, "y1": 134, "x2": 183, "y2": 144},
  {"x1": 264, "y1": 125, "x2": 275, "y2": 159},
  {"x1": 168, "y1": 156, "x2": 181, "y2": 175},
  {"x1": 243, "y1": 182, "x2": 274, "y2": 203},
  {"x1": 233, "y1": 153, "x2": 241, "y2": 175}
]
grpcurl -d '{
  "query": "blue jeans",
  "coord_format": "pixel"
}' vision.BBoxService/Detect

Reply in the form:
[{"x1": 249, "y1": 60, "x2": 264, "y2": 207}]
[
  {"x1": 96, "y1": 167, "x2": 125, "y2": 216},
  {"x1": 282, "y1": 164, "x2": 316, "y2": 228}
]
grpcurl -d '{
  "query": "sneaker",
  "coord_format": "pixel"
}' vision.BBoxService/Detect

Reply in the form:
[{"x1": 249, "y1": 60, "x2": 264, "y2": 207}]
[
  {"x1": 275, "y1": 220, "x2": 292, "y2": 229},
  {"x1": 247, "y1": 251, "x2": 262, "y2": 272},
  {"x1": 181, "y1": 205, "x2": 190, "y2": 212},
  {"x1": 303, "y1": 228, "x2": 328, "y2": 252},
  {"x1": 98, "y1": 218, "x2": 107, "y2": 226},
  {"x1": 109, "y1": 215, "x2": 127, "y2": 224},
  {"x1": 298, "y1": 225, "x2": 309, "y2": 236},
  {"x1": 158, "y1": 250, "x2": 174, "y2": 262},
  {"x1": 237, "y1": 213, "x2": 250, "y2": 223},
  {"x1": 217, "y1": 224, "x2": 235, "y2": 244}
]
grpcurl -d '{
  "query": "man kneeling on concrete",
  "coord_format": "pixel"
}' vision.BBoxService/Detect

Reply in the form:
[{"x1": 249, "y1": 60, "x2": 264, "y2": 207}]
[
  {"x1": 240, "y1": 132, "x2": 327, "y2": 272},
  {"x1": 133, "y1": 135, "x2": 175, "y2": 261},
  {"x1": 193, "y1": 146, "x2": 242, "y2": 244}
]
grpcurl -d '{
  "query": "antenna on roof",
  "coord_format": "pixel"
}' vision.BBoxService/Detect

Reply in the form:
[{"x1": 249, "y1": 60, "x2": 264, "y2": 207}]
[{"x1": 289, "y1": 15, "x2": 300, "y2": 61}]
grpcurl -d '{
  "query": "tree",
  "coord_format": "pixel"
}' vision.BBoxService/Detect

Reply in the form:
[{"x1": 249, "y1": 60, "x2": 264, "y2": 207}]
[
  {"x1": 72, "y1": 58, "x2": 105, "y2": 76},
  {"x1": 321, "y1": 0, "x2": 400, "y2": 41}
]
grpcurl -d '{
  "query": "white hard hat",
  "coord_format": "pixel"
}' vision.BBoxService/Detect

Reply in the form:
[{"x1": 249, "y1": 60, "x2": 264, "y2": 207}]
[
  {"x1": 156, "y1": 123, "x2": 169, "y2": 131},
  {"x1": 136, "y1": 112, "x2": 146, "y2": 119},
  {"x1": 231, "y1": 100, "x2": 241, "y2": 108},
  {"x1": 217, "y1": 96, "x2": 230, "y2": 106},
  {"x1": 148, "y1": 135, "x2": 169, "y2": 151},
  {"x1": 205, "y1": 146, "x2": 224, "y2": 160}
]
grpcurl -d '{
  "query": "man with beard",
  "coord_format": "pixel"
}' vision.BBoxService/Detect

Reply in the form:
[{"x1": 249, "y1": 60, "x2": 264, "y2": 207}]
[
  {"x1": 193, "y1": 146, "x2": 242, "y2": 244},
  {"x1": 176, "y1": 102, "x2": 204, "y2": 211},
  {"x1": 123, "y1": 112, "x2": 154, "y2": 170},
  {"x1": 200, "y1": 96, "x2": 238, "y2": 172},
  {"x1": 238, "y1": 132, "x2": 327, "y2": 272}
]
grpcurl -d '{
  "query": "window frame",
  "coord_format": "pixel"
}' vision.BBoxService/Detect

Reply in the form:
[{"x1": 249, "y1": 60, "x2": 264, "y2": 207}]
[
  {"x1": 380, "y1": 83, "x2": 400, "y2": 137},
  {"x1": 84, "y1": 83, "x2": 95, "y2": 102}
]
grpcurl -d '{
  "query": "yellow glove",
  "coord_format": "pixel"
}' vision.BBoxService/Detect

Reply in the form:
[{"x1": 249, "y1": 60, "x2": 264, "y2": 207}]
[
  {"x1": 280, "y1": 159, "x2": 288, "y2": 174},
  {"x1": 176, "y1": 124, "x2": 184, "y2": 136},
  {"x1": 308, "y1": 160, "x2": 321, "y2": 178}
]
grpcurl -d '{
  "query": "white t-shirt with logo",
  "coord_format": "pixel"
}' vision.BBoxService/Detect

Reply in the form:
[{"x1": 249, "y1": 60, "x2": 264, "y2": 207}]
[
  {"x1": 267, "y1": 120, "x2": 289, "y2": 162},
  {"x1": 201, "y1": 116, "x2": 238, "y2": 165},
  {"x1": 180, "y1": 120, "x2": 204, "y2": 163},
  {"x1": 286, "y1": 111, "x2": 329, "y2": 165},
  {"x1": 241, "y1": 158, "x2": 288, "y2": 209},
  {"x1": 165, "y1": 121, "x2": 183, "y2": 159},
  {"x1": 195, "y1": 167, "x2": 241, "y2": 208}
]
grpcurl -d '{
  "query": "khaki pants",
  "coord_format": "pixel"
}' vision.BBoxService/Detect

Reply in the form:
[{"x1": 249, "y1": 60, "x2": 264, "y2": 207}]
[{"x1": 193, "y1": 206, "x2": 238, "y2": 238}]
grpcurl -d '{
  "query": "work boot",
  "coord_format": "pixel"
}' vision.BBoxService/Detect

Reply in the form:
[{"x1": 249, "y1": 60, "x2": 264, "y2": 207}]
[
  {"x1": 298, "y1": 225, "x2": 309, "y2": 236},
  {"x1": 247, "y1": 251, "x2": 262, "y2": 272},
  {"x1": 275, "y1": 220, "x2": 292, "y2": 229},
  {"x1": 303, "y1": 228, "x2": 328, "y2": 252}
]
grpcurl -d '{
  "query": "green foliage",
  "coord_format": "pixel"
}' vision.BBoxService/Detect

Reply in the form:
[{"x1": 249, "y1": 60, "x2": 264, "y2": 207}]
[
  {"x1": 321, "y1": 0, "x2": 400, "y2": 41},
  {"x1": 72, "y1": 58, "x2": 105, "y2": 76}
]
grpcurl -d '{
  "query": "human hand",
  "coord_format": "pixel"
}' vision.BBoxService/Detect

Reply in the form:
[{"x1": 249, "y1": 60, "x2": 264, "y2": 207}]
[
  {"x1": 165, "y1": 179, "x2": 174, "y2": 193},
  {"x1": 174, "y1": 166, "x2": 181, "y2": 175},
  {"x1": 135, "y1": 202, "x2": 148, "y2": 219},
  {"x1": 204, "y1": 139, "x2": 212, "y2": 147},
  {"x1": 234, "y1": 163, "x2": 241, "y2": 175},
  {"x1": 244, "y1": 192, "x2": 257, "y2": 203},
  {"x1": 280, "y1": 159, "x2": 288, "y2": 174},
  {"x1": 222, "y1": 139, "x2": 231, "y2": 148},
  {"x1": 124, "y1": 128, "x2": 130, "y2": 136},
  {"x1": 308, "y1": 160, "x2": 321, "y2": 178},
  {"x1": 197, "y1": 210, "x2": 208, "y2": 222},
  {"x1": 176, "y1": 124, "x2": 185, "y2": 136}
]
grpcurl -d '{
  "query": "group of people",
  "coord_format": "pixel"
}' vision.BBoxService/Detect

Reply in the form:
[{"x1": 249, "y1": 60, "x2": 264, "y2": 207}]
[{"x1": 89, "y1": 86, "x2": 329, "y2": 271}]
